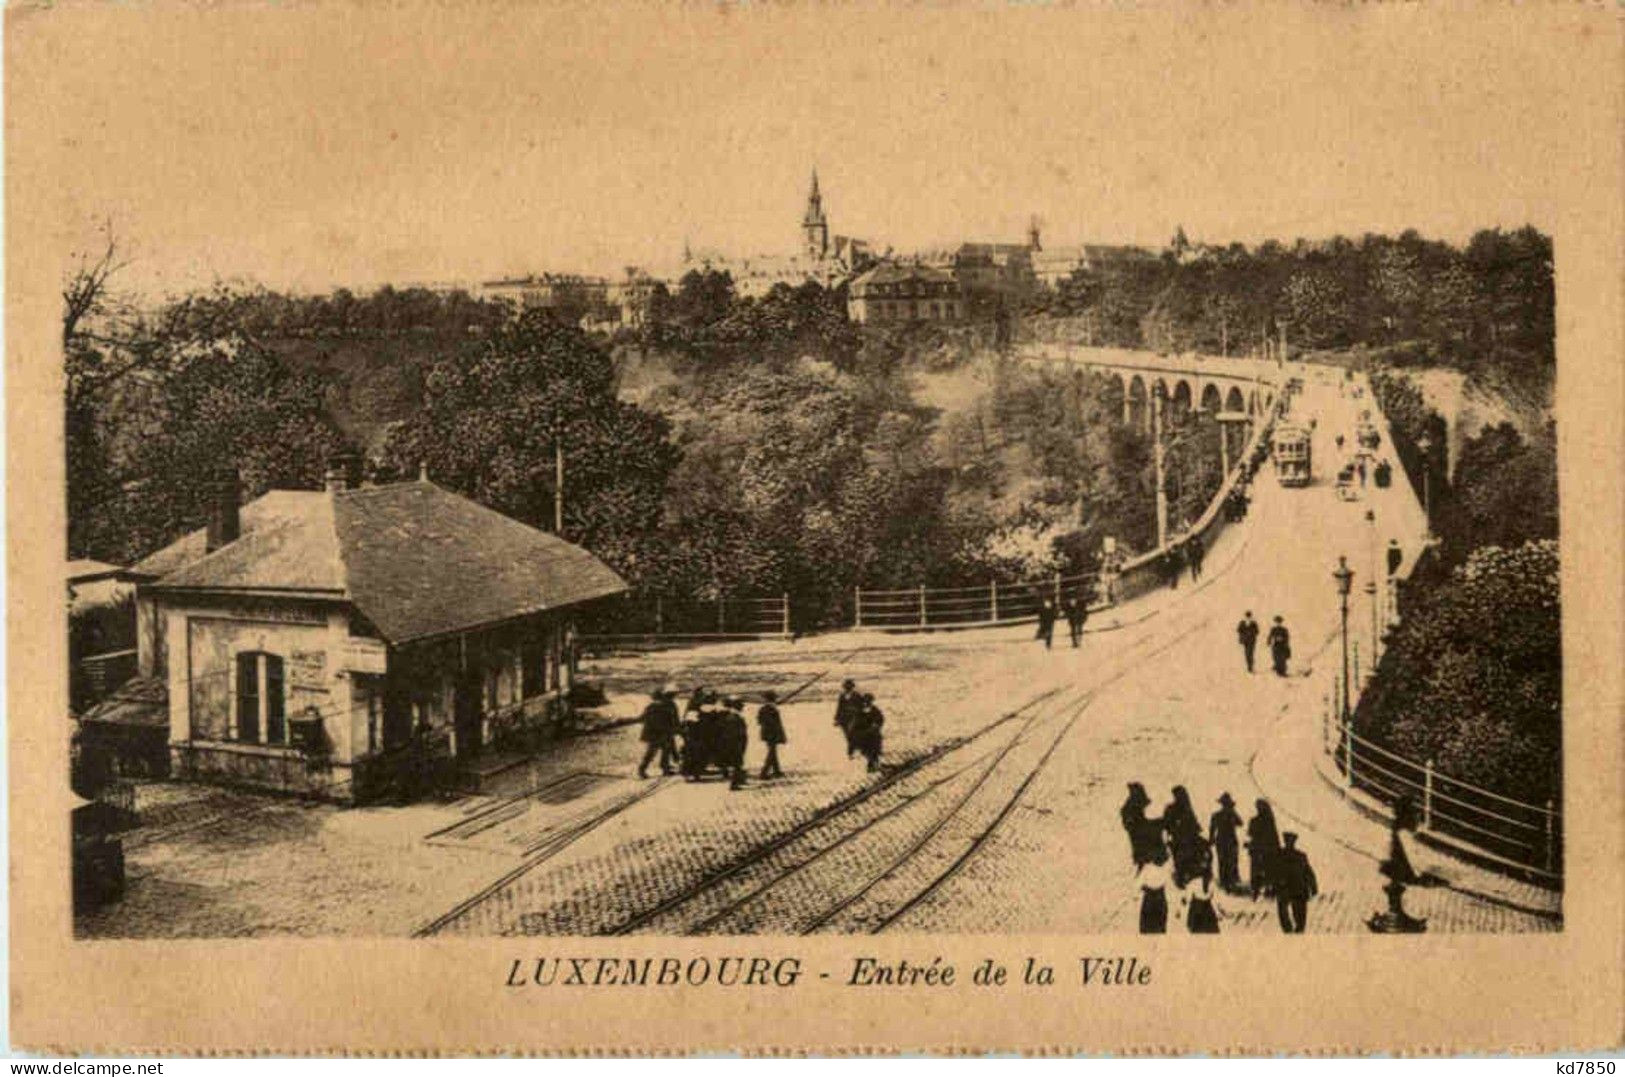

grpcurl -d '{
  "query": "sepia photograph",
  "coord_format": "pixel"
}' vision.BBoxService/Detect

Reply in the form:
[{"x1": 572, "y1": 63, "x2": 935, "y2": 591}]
[{"x1": 10, "y1": 0, "x2": 1622, "y2": 1056}]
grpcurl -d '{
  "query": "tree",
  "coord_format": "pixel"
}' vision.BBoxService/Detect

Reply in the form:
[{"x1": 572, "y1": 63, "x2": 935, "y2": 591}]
[{"x1": 379, "y1": 311, "x2": 677, "y2": 578}]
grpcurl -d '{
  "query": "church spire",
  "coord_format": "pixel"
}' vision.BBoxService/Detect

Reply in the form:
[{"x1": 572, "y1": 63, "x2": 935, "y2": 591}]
[{"x1": 802, "y1": 167, "x2": 829, "y2": 259}]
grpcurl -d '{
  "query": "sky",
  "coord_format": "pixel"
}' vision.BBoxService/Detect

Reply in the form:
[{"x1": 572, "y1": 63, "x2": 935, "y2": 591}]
[{"x1": 12, "y1": 2, "x2": 1612, "y2": 297}]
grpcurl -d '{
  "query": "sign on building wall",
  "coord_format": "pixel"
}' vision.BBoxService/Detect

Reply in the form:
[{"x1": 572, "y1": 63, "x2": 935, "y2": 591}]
[{"x1": 289, "y1": 650, "x2": 328, "y2": 692}]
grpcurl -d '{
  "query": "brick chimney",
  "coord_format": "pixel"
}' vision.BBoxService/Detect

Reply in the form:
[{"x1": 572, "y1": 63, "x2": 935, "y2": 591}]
[{"x1": 205, "y1": 468, "x2": 240, "y2": 552}]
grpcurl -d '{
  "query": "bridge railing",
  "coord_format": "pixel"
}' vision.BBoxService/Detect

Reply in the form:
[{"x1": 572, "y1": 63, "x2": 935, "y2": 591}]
[
  {"x1": 852, "y1": 572, "x2": 1100, "y2": 632},
  {"x1": 1318, "y1": 372, "x2": 1562, "y2": 887}
]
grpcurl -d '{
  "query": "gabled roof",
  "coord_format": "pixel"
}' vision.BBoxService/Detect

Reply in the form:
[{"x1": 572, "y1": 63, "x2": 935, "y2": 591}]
[
  {"x1": 142, "y1": 481, "x2": 627, "y2": 644},
  {"x1": 851, "y1": 262, "x2": 956, "y2": 288}
]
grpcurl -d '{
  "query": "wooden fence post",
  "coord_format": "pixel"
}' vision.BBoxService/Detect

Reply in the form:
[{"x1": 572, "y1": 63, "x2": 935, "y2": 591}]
[
  {"x1": 781, "y1": 593, "x2": 790, "y2": 637},
  {"x1": 854, "y1": 586, "x2": 863, "y2": 629},
  {"x1": 716, "y1": 596, "x2": 724, "y2": 635},
  {"x1": 918, "y1": 584, "x2": 927, "y2": 628},
  {"x1": 990, "y1": 579, "x2": 999, "y2": 622},
  {"x1": 1423, "y1": 759, "x2": 1435, "y2": 829},
  {"x1": 655, "y1": 595, "x2": 664, "y2": 637},
  {"x1": 1053, "y1": 571, "x2": 1062, "y2": 606}
]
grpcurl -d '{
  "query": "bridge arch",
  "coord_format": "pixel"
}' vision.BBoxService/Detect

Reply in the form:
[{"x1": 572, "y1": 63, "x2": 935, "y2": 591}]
[
  {"x1": 1127, "y1": 375, "x2": 1148, "y2": 431},
  {"x1": 1169, "y1": 379, "x2": 1193, "y2": 423},
  {"x1": 1199, "y1": 382, "x2": 1223, "y2": 413},
  {"x1": 1225, "y1": 385, "x2": 1245, "y2": 413}
]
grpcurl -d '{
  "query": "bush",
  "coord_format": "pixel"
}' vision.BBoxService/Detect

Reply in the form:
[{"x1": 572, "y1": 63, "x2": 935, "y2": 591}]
[{"x1": 1358, "y1": 540, "x2": 1560, "y2": 803}]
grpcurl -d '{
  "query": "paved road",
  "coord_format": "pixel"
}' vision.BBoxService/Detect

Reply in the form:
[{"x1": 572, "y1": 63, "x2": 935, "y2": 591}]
[{"x1": 422, "y1": 372, "x2": 1557, "y2": 937}]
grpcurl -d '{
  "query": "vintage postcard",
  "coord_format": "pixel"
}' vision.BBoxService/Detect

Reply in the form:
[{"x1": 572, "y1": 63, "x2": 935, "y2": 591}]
[{"x1": 7, "y1": 1, "x2": 1622, "y2": 1056}]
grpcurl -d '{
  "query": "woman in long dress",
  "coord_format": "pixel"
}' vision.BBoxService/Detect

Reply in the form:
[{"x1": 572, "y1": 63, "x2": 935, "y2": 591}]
[
  {"x1": 1162, "y1": 785, "x2": 1204, "y2": 886},
  {"x1": 1246, "y1": 798, "x2": 1282, "y2": 899},
  {"x1": 1137, "y1": 842, "x2": 1172, "y2": 934},
  {"x1": 1120, "y1": 782, "x2": 1156, "y2": 868}
]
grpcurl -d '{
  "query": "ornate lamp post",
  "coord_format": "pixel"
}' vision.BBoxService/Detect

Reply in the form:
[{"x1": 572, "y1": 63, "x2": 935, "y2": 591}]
[{"x1": 1334, "y1": 555, "x2": 1354, "y2": 721}]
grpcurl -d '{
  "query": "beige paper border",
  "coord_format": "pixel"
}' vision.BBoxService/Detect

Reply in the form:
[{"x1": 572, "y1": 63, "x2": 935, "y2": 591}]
[{"x1": 7, "y1": 1, "x2": 1622, "y2": 1055}]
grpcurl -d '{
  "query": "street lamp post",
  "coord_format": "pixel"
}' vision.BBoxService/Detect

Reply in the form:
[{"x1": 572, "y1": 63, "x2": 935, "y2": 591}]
[
  {"x1": 1365, "y1": 507, "x2": 1381, "y2": 668},
  {"x1": 1334, "y1": 556, "x2": 1354, "y2": 721}
]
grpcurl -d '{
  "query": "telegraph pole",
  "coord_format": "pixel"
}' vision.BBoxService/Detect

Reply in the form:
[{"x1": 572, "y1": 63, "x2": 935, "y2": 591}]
[
  {"x1": 554, "y1": 440, "x2": 565, "y2": 534},
  {"x1": 1152, "y1": 384, "x2": 1168, "y2": 548}
]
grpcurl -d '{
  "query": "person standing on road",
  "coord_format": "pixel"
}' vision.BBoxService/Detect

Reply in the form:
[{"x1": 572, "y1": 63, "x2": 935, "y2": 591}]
[
  {"x1": 1036, "y1": 598, "x2": 1058, "y2": 650},
  {"x1": 1246, "y1": 799, "x2": 1282, "y2": 900},
  {"x1": 1209, "y1": 792, "x2": 1244, "y2": 892},
  {"x1": 1120, "y1": 782, "x2": 1158, "y2": 868},
  {"x1": 756, "y1": 690, "x2": 786, "y2": 780},
  {"x1": 1162, "y1": 785, "x2": 1204, "y2": 887},
  {"x1": 1237, "y1": 611, "x2": 1260, "y2": 673},
  {"x1": 851, "y1": 693, "x2": 885, "y2": 772},
  {"x1": 1164, "y1": 546, "x2": 1183, "y2": 590},
  {"x1": 1137, "y1": 841, "x2": 1172, "y2": 934},
  {"x1": 1267, "y1": 616, "x2": 1292, "y2": 677},
  {"x1": 834, "y1": 679, "x2": 862, "y2": 759},
  {"x1": 1187, "y1": 534, "x2": 1205, "y2": 582},
  {"x1": 721, "y1": 697, "x2": 749, "y2": 791},
  {"x1": 1063, "y1": 595, "x2": 1087, "y2": 648},
  {"x1": 1273, "y1": 832, "x2": 1319, "y2": 933},
  {"x1": 636, "y1": 687, "x2": 680, "y2": 779},
  {"x1": 1182, "y1": 840, "x2": 1221, "y2": 934},
  {"x1": 1387, "y1": 539, "x2": 1403, "y2": 578}
]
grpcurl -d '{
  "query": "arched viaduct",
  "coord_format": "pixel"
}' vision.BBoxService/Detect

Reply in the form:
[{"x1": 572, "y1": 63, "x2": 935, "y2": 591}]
[{"x1": 1019, "y1": 344, "x2": 1283, "y2": 434}]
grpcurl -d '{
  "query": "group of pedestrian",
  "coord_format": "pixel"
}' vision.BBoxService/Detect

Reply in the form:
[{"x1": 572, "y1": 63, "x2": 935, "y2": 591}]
[
  {"x1": 833, "y1": 679, "x2": 886, "y2": 772},
  {"x1": 1120, "y1": 784, "x2": 1319, "y2": 934},
  {"x1": 1234, "y1": 610, "x2": 1292, "y2": 676},
  {"x1": 1157, "y1": 533, "x2": 1206, "y2": 591},
  {"x1": 636, "y1": 685, "x2": 787, "y2": 789},
  {"x1": 1034, "y1": 596, "x2": 1090, "y2": 650}
]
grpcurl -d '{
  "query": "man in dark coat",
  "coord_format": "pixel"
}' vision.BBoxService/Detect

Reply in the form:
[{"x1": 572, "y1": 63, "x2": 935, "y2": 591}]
[
  {"x1": 721, "y1": 697, "x2": 749, "y2": 790},
  {"x1": 1187, "y1": 534, "x2": 1205, "y2": 581},
  {"x1": 1209, "y1": 792, "x2": 1244, "y2": 892},
  {"x1": 1386, "y1": 539, "x2": 1403, "y2": 578},
  {"x1": 834, "y1": 679, "x2": 862, "y2": 758},
  {"x1": 1273, "y1": 832, "x2": 1319, "y2": 933},
  {"x1": 636, "y1": 687, "x2": 680, "y2": 778},
  {"x1": 851, "y1": 693, "x2": 885, "y2": 772},
  {"x1": 1063, "y1": 596, "x2": 1087, "y2": 648},
  {"x1": 1236, "y1": 611, "x2": 1260, "y2": 673},
  {"x1": 756, "y1": 690, "x2": 786, "y2": 779},
  {"x1": 1036, "y1": 598, "x2": 1057, "y2": 650},
  {"x1": 1267, "y1": 615, "x2": 1292, "y2": 677}
]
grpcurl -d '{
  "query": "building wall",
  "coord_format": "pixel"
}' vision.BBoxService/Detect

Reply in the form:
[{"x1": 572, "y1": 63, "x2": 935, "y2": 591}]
[{"x1": 165, "y1": 596, "x2": 357, "y2": 798}]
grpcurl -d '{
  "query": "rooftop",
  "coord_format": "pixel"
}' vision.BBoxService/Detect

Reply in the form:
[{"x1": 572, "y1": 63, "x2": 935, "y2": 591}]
[{"x1": 137, "y1": 481, "x2": 627, "y2": 644}]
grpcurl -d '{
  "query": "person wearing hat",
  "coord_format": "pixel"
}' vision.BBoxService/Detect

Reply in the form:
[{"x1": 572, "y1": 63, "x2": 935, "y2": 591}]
[
  {"x1": 1208, "y1": 792, "x2": 1244, "y2": 892},
  {"x1": 850, "y1": 692, "x2": 885, "y2": 772},
  {"x1": 1236, "y1": 611, "x2": 1260, "y2": 674},
  {"x1": 636, "y1": 686, "x2": 681, "y2": 779},
  {"x1": 834, "y1": 679, "x2": 862, "y2": 758},
  {"x1": 1267, "y1": 615, "x2": 1292, "y2": 677},
  {"x1": 756, "y1": 690, "x2": 786, "y2": 780},
  {"x1": 1273, "y1": 831, "x2": 1319, "y2": 933},
  {"x1": 1386, "y1": 538, "x2": 1403, "y2": 577}
]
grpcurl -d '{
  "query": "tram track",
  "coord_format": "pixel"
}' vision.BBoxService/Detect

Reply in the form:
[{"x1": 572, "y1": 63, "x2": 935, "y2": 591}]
[{"x1": 613, "y1": 613, "x2": 1207, "y2": 936}]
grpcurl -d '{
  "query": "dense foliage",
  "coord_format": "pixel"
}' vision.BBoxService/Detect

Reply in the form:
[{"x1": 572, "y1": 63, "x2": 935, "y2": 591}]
[
  {"x1": 1357, "y1": 541, "x2": 1561, "y2": 804},
  {"x1": 1036, "y1": 226, "x2": 1554, "y2": 393}
]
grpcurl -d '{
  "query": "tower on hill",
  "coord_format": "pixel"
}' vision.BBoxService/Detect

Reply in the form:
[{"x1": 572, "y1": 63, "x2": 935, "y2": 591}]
[{"x1": 802, "y1": 169, "x2": 830, "y2": 260}]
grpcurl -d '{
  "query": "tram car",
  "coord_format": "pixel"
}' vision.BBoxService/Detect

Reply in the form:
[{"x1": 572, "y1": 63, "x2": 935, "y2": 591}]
[{"x1": 1271, "y1": 423, "x2": 1313, "y2": 487}]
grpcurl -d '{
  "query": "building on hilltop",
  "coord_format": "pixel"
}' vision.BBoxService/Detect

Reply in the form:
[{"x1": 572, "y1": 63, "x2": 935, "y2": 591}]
[
  {"x1": 107, "y1": 461, "x2": 626, "y2": 801},
  {"x1": 846, "y1": 262, "x2": 962, "y2": 325}
]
